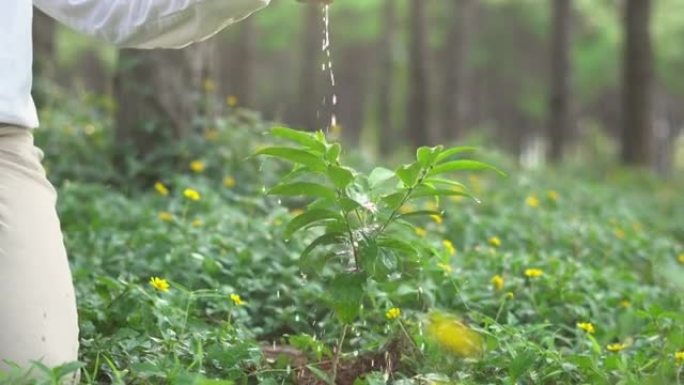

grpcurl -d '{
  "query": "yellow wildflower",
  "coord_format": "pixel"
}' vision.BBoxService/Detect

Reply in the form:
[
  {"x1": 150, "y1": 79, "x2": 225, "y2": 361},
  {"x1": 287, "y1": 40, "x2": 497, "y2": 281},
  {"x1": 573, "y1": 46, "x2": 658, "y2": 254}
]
[
  {"x1": 442, "y1": 240, "x2": 456, "y2": 256},
  {"x1": 149, "y1": 277, "x2": 170, "y2": 293},
  {"x1": 63, "y1": 125, "x2": 75, "y2": 135},
  {"x1": 415, "y1": 227, "x2": 427, "y2": 237},
  {"x1": 437, "y1": 263, "x2": 453, "y2": 274},
  {"x1": 577, "y1": 322, "x2": 595, "y2": 334},
  {"x1": 491, "y1": 274, "x2": 504, "y2": 291},
  {"x1": 675, "y1": 351, "x2": 684, "y2": 364},
  {"x1": 189, "y1": 160, "x2": 205, "y2": 173},
  {"x1": 431, "y1": 214, "x2": 443, "y2": 225},
  {"x1": 398, "y1": 204, "x2": 415, "y2": 214},
  {"x1": 678, "y1": 254, "x2": 684, "y2": 264},
  {"x1": 154, "y1": 182, "x2": 169, "y2": 197},
  {"x1": 525, "y1": 195, "x2": 540, "y2": 208},
  {"x1": 224, "y1": 176, "x2": 236, "y2": 188},
  {"x1": 426, "y1": 311, "x2": 483, "y2": 358},
  {"x1": 547, "y1": 190, "x2": 559, "y2": 202},
  {"x1": 230, "y1": 294, "x2": 246, "y2": 306},
  {"x1": 468, "y1": 175, "x2": 482, "y2": 193},
  {"x1": 426, "y1": 201, "x2": 439, "y2": 212},
  {"x1": 330, "y1": 124, "x2": 343, "y2": 137},
  {"x1": 183, "y1": 188, "x2": 201, "y2": 201},
  {"x1": 505, "y1": 291, "x2": 515, "y2": 300},
  {"x1": 84, "y1": 124, "x2": 96, "y2": 136},
  {"x1": 488, "y1": 236, "x2": 501, "y2": 248},
  {"x1": 619, "y1": 300, "x2": 631, "y2": 309},
  {"x1": 524, "y1": 268, "x2": 544, "y2": 278},
  {"x1": 385, "y1": 307, "x2": 401, "y2": 320},
  {"x1": 203, "y1": 79, "x2": 216, "y2": 93},
  {"x1": 203, "y1": 128, "x2": 219, "y2": 142},
  {"x1": 226, "y1": 95, "x2": 238, "y2": 107},
  {"x1": 613, "y1": 228, "x2": 626, "y2": 240},
  {"x1": 606, "y1": 343, "x2": 627, "y2": 352},
  {"x1": 290, "y1": 208, "x2": 305, "y2": 217},
  {"x1": 158, "y1": 211, "x2": 174, "y2": 222},
  {"x1": 191, "y1": 219, "x2": 203, "y2": 227}
]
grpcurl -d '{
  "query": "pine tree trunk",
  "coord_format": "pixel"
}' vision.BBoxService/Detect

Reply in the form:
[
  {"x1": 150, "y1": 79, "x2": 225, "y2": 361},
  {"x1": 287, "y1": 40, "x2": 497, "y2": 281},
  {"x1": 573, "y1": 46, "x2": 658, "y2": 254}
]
[
  {"x1": 233, "y1": 19, "x2": 257, "y2": 108},
  {"x1": 407, "y1": 0, "x2": 430, "y2": 148},
  {"x1": 337, "y1": 44, "x2": 370, "y2": 146},
  {"x1": 653, "y1": 89, "x2": 683, "y2": 176},
  {"x1": 378, "y1": 0, "x2": 398, "y2": 156},
  {"x1": 442, "y1": 0, "x2": 474, "y2": 142},
  {"x1": 621, "y1": 0, "x2": 654, "y2": 166},
  {"x1": 113, "y1": 47, "x2": 208, "y2": 181},
  {"x1": 547, "y1": 0, "x2": 573, "y2": 163},
  {"x1": 73, "y1": 50, "x2": 109, "y2": 95},
  {"x1": 32, "y1": 8, "x2": 56, "y2": 104}
]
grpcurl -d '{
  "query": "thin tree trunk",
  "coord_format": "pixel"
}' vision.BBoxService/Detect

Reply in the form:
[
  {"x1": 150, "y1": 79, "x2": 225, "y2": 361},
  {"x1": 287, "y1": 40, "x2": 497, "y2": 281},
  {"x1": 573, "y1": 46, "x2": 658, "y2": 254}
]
[
  {"x1": 653, "y1": 88, "x2": 683, "y2": 176},
  {"x1": 113, "y1": 47, "x2": 207, "y2": 182},
  {"x1": 74, "y1": 50, "x2": 109, "y2": 95},
  {"x1": 547, "y1": 0, "x2": 573, "y2": 163},
  {"x1": 407, "y1": 0, "x2": 430, "y2": 148},
  {"x1": 621, "y1": 0, "x2": 654, "y2": 166},
  {"x1": 337, "y1": 45, "x2": 370, "y2": 146},
  {"x1": 299, "y1": 4, "x2": 322, "y2": 131},
  {"x1": 196, "y1": 39, "x2": 219, "y2": 119},
  {"x1": 233, "y1": 18, "x2": 257, "y2": 107},
  {"x1": 32, "y1": 8, "x2": 56, "y2": 104},
  {"x1": 442, "y1": 0, "x2": 474, "y2": 142},
  {"x1": 378, "y1": 0, "x2": 398, "y2": 156}
]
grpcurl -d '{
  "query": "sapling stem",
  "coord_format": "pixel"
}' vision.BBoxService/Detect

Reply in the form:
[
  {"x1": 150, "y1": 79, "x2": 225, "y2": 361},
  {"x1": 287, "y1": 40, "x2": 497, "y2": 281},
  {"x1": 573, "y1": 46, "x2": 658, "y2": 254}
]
[{"x1": 331, "y1": 324, "x2": 348, "y2": 384}]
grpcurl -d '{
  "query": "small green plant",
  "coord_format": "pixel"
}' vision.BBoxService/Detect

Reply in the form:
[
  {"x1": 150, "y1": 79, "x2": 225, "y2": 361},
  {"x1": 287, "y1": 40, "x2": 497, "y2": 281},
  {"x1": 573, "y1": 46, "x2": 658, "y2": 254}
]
[{"x1": 256, "y1": 126, "x2": 504, "y2": 323}]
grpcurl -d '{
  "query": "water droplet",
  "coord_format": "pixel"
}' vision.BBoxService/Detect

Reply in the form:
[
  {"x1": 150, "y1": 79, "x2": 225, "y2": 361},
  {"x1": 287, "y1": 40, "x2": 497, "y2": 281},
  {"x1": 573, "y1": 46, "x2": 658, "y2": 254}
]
[
  {"x1": 276, "y1": 290, "x2": 281, "y2": 298},
  {"x1": 295, "y1": 314, "x2": 300, "y2": 322},
  {"x1": 320, "y1": 4, "x2": 338, "y2": 134}
]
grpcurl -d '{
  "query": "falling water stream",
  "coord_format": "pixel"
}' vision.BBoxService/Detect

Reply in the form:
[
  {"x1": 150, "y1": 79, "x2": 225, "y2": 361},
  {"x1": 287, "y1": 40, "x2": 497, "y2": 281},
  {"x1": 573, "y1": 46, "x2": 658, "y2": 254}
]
[{"x1": 321, "y1": 5, "x2": 338, "y2": 134}]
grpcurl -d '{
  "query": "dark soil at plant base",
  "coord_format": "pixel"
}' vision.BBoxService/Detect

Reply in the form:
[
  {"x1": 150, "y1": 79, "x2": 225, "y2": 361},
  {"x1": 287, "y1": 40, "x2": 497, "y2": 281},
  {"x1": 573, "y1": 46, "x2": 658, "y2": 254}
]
[{"x1": 262, "y1": 338, "x2": 405, "y2": 385}]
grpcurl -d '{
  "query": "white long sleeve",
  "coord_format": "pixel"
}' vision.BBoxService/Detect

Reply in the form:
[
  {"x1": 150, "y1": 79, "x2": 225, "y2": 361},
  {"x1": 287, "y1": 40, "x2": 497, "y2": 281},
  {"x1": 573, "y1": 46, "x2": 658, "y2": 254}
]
[
  {"x1": 33, "y1": 0, "x2": 270, "y2": 49},
  {"x1": 0, "y1": 0, "x2": 269, "y2": 129}
]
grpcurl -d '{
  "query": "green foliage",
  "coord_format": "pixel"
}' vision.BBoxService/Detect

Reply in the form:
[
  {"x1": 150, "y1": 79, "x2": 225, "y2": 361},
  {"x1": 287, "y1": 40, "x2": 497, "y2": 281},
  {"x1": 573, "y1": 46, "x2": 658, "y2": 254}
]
[
  {"x1": 4, "y1": 108, "x2": 682, "y2": 384},
  {"x1": 257, "y1": 126, "x2": 501, "y2": 323}
]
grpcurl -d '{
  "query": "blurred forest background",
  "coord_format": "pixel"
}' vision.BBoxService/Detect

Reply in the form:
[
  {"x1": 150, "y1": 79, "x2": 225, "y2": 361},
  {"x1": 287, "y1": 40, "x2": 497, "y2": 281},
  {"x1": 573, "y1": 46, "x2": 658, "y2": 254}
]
[{"x1": 32, "y1": 0, "x2": 684, "y2": 175}]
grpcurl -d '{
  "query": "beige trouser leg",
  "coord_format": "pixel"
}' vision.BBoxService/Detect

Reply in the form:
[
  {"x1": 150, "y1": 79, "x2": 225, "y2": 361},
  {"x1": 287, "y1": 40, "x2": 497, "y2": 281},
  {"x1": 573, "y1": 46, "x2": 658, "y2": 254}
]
[{"x1": 0, "y1": 126, "x2": 79, "y2": 381}]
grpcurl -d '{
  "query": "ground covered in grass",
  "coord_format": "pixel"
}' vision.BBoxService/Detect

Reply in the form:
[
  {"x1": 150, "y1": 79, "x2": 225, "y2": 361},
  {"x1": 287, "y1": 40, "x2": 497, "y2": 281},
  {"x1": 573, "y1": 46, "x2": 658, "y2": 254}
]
[{"x1": 6, "y1": 106, "x2": 684, "y2": 385}]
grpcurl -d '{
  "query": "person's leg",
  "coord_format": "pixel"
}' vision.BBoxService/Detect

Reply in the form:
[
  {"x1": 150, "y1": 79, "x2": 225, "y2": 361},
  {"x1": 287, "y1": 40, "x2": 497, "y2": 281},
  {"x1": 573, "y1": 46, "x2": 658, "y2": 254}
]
[{"x1": 0, "y1": 126, "x2": 79, "y2": 382}]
